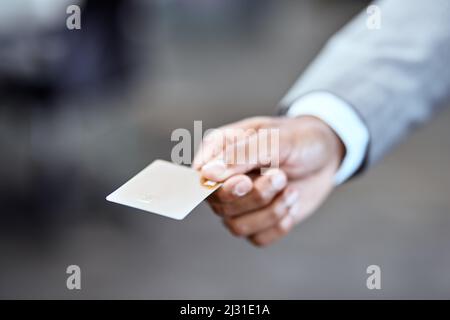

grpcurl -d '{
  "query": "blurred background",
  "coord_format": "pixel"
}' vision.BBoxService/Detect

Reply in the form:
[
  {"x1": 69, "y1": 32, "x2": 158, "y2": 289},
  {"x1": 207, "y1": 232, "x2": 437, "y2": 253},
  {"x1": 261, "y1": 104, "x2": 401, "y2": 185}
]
[{"x1": 1, "y1": 0, "x2": 450, "y2": 299}]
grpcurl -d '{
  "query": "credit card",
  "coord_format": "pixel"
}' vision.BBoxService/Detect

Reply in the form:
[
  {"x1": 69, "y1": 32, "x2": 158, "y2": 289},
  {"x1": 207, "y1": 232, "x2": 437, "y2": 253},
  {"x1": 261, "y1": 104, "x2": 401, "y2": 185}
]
[{"x1": 106, "y1": 159, "x2": 221, "y2": 220}]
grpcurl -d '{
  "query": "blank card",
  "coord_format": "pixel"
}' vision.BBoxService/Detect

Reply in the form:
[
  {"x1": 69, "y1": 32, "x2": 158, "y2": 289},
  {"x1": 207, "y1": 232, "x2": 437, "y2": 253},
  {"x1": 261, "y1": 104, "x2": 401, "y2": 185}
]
[{"x1": 106, "y1": 159, "x2": 221, "y2": 220}]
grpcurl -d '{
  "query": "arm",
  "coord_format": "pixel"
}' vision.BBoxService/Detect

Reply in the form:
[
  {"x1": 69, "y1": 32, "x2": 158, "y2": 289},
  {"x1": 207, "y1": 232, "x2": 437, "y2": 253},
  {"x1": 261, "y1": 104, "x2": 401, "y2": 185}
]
[
  {"x1": 194, "y1": 0, "x2": 450, "y2": 246},
  {"x1": 280, "y1": 0, "x2": 450, "y2": 174}
]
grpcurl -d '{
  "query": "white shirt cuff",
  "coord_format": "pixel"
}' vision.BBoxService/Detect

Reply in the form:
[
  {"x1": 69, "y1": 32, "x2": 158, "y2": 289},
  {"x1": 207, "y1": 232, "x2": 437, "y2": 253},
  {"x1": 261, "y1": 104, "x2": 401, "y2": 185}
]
[{"x1": 285, "y1": 92, "x2": 370, "y2": 185}]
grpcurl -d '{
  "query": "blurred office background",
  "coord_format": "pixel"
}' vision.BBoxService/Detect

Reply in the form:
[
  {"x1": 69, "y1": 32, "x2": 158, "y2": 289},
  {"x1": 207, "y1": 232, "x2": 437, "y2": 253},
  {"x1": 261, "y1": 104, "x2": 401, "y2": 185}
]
[{"x1": 1, "y1": 0, "x2": 450, "y2": 299}]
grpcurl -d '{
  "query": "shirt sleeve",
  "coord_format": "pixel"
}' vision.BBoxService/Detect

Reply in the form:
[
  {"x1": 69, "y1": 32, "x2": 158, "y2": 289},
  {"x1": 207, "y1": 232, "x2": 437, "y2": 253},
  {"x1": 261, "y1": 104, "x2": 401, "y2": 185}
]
[{"x1": 285, "y1": 91, "x2": 370, "y2": 185}]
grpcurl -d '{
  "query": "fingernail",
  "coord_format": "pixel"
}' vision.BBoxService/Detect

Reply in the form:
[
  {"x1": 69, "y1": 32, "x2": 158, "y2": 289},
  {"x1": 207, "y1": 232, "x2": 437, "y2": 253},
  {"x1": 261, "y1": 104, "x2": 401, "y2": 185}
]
[
  {"x1": 270, "y1": 172, "x2": 287, "y2": 190},
  {"x1": 233, "y1": 181, "x2": 251, "y2": 197},
  {"x1": 202, "y1": 159, "x2": 226, "y2": 179},
  {"x1": 280, "y1": 215, "x2": 293, "y2": 230},
  {"x1": 288, "y1": 202, "x2": 300, "y2": 217},
  {"x1": 284, "y1": 190, "x2": 299, "y2": 207}
]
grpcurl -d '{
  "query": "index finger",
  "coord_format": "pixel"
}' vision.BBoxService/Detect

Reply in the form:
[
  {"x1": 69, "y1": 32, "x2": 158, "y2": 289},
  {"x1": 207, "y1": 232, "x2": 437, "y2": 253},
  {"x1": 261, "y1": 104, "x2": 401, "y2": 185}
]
[
  {"x1": 200, "y1": 129, "x2": 284, "y2": 182},
  {"x1": 192, "y1": 117, "x2": 273, "y2": 170}
]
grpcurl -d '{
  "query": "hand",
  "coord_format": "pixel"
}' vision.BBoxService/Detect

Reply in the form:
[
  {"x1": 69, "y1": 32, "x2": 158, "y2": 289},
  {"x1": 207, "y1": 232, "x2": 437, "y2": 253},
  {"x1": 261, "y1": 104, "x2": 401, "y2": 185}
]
[{"x1": 193, "y1": 116, "x2": 345, "y2": 247}]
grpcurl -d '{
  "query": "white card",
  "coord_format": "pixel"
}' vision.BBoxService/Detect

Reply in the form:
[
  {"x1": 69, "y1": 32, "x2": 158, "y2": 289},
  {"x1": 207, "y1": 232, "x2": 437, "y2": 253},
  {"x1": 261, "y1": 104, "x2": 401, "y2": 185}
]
[{"x1": 106, "y1": 159, "x2": 221, "y2": 220}]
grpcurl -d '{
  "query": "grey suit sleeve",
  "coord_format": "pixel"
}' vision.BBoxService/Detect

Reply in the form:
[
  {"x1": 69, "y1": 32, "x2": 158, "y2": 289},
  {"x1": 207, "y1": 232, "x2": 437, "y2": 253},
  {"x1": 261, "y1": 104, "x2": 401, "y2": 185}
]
[{"x1": 279, "y1": 0, "x2": 450, "y2": 169}]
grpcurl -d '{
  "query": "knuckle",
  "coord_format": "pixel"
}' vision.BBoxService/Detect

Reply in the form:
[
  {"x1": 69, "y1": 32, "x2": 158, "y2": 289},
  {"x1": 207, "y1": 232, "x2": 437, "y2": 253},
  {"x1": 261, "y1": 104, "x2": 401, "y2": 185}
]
[
  {"x1": 268, "y1": 203, "x2": 286, "y2": 222},
  {"x1": 254, "y1": 189, "x2": 272, "y2": 206},
  {"x1": 275, "y1": 220, "x2": 292, "y2": 235},
  {"x1": 223, "y1": 218, "x2": 244, "y2": 236},
  {"x1": 228, "y1": 222, "x2": 246, "y2": 237}
]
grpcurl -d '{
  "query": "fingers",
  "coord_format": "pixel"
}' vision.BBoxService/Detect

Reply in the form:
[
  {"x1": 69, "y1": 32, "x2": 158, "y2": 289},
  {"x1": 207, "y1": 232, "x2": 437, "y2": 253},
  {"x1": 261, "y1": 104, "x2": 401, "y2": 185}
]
[
  {"x1": 248, "y1": 171, "x2": 335, "y2": 247},
  {"x1": 209, "y1": 174, "x2": 253, "y2": 203},
  {"x1": 192, "y1": 130, "x2": 224, "y2": 170},
  {"x1": 195, "y1": 116, "x2": 342, "y2": 248},
  {"x1": 192, "y1": 117, "x2": 272, "y2": 170},
  {"x1": 208, "y1": 168, "x2": 287, "y2": 217},
  {"x1": 201, "y1": 130, "x2": 286, "y2": 182},
  {"x1": 193, "y1": 127, "x2": 248, "y2": 170},
  {"x1": 222, "y1": 186, "x2": 300, "y2": 237},
  {"x1": 248, "y1": 202, "x2": 300, "y2": 247}
]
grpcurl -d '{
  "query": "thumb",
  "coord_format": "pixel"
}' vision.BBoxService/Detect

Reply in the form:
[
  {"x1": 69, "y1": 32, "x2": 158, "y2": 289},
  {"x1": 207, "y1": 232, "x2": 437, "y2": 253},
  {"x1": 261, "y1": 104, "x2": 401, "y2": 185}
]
[{"x1": 201, "y1": 130, "x2": 286, "y2": 181}]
